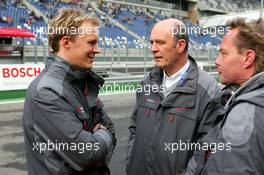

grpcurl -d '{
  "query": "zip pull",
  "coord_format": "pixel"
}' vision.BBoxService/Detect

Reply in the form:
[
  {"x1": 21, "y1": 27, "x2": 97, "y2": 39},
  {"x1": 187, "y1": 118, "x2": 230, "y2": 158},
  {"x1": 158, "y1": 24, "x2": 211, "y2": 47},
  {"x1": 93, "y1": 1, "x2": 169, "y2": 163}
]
[
  {"x1": 83, "y1": 83, "x2": 88, "y2": 96},
  {"x1": 83, "y1": 120, "x2": 89, "y2": 131},
  {"x1": 146, "y1": 108, "x2": 150, "y2": 116},
  {"x1": 168, "y1": 114, "x2": 175, "y2": 122},
  {"x1": 205, "y1": 149, "x2": 212, "y2": 161}
]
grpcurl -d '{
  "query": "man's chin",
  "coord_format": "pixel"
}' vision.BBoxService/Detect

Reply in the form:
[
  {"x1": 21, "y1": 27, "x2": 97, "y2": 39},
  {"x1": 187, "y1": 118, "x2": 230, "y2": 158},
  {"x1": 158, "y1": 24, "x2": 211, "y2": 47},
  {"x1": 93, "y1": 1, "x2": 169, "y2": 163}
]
[
  {"x1": 79, "y1": 64, "x2": 93, "y2": 70},
  {"x1": 86, "y1": 66, "x2": 93, "y2": 70},
  {"x1": 155, "y1": 63, "x2": 164, "y2": 69},
  {"x1": 219, "y1": 78, "x2": 228, "y2": 85}
]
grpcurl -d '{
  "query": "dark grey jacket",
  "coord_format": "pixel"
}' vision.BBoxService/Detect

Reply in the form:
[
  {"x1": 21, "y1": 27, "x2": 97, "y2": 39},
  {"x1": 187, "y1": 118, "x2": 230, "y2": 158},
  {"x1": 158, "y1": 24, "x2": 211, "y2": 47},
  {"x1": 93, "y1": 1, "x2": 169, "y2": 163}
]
[
  {"x1": 185, "y1": 72, "x2": 264, "y2": 175},
  {"x1": 22, "y1": 54, "x2": 116, "y2": 175},
  {"x1": 126, "y1": 56, "x2": 223, "y2": 175}
]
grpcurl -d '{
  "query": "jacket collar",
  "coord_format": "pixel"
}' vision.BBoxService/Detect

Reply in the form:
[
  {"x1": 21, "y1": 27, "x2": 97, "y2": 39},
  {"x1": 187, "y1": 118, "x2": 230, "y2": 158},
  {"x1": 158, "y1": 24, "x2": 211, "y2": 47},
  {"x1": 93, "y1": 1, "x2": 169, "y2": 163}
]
[
  {"x1": 146, "y1": 55, "x2": 198, "y2": 94},
  {"x1": 235, "y1": 71, "x2": 264, "y2": 96},
  {"x1": 227, "y1": 71, "x2": 264, "y2": 107},
  {"x1": 46, "y1": 52, "x2": 104, "y2": 87}
]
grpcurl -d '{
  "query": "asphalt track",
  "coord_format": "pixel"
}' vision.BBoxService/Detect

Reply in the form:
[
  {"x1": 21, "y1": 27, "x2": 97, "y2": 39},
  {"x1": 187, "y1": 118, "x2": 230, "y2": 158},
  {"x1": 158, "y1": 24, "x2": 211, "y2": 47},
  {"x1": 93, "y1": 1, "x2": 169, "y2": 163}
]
[{"x1": 0, "y1": 93, "x2": 136, "y2": 175}]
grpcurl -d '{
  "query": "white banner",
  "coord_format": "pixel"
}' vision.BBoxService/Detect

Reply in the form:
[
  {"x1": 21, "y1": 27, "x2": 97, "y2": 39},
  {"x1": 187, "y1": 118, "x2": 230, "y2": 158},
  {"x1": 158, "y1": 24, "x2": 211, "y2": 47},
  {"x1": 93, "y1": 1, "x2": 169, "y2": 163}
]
[{"x1": 0, "y1": 64, "x2": 45, "y2": 91}]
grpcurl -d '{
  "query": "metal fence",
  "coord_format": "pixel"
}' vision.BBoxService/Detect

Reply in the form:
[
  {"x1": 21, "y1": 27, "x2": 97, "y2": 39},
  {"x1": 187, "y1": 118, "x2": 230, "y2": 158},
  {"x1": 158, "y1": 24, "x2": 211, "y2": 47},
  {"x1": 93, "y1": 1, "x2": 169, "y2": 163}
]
[{"x1": 0, "y1": 40, "x2": 219, "y2": 76}]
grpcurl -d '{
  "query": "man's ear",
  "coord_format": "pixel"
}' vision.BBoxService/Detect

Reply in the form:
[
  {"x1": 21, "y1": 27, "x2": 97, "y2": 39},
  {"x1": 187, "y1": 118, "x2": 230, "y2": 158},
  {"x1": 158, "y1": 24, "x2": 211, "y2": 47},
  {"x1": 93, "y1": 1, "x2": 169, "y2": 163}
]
[
  {"x1": 177, "y1": 39, "x2": 186, "y2": 53},
  {"x1": 59, "y1": 36, "x2": 71, "y2": 49},
  {"x1": 243, "y1": 49, "x2": 256, "y2": 69}
]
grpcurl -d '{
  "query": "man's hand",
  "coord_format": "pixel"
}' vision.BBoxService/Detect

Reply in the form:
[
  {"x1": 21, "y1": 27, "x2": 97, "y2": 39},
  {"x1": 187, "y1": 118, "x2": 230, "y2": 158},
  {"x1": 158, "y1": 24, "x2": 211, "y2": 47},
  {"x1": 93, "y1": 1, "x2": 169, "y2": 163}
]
[{"x1": 92, "y1": 123, "x2": 106, "y2": 133}]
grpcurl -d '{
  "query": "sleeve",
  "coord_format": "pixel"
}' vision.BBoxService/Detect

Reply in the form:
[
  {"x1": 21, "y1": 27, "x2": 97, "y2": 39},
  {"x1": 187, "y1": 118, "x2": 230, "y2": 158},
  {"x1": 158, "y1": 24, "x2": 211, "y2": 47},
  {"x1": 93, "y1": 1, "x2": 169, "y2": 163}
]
[
  {"x1": 125, "y1": 94, "x2": 138, "y2": 171},
  {"x1": 31, "y1": 88, "x2": 112, "y2": 171},
  {"x1": 183, "y1": 80, "x2": 224, "y2": 175},
  {"x1": 183, "y1": 150, "x2": 200, "y2": 175},
  {"x1": 204, "y1": 102, "x2": 261, "y2": 175},
  {"x1": 195, "y1": 82, "x2": 224, "y2": 143},
  {"x1": 93, "y1": 98, "x2": 117, "y2": 165},
  {"x1": 184, "y1": 127, "x2": 218, "y2": 175}
]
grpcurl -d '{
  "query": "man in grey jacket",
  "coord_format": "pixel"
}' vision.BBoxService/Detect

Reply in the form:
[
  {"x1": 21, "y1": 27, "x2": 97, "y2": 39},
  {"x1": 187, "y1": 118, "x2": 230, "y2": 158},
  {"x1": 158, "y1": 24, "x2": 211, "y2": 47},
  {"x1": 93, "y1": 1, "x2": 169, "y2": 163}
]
[
  {"x1": 185, "y1": 18, "x2": 264, "y2": 175},
  {"x1": 126, "y1": 19, "x2": 223, "y2": 175},
  {"x1": 22, "y1": 9, "x2": 116, "y2": 175}
]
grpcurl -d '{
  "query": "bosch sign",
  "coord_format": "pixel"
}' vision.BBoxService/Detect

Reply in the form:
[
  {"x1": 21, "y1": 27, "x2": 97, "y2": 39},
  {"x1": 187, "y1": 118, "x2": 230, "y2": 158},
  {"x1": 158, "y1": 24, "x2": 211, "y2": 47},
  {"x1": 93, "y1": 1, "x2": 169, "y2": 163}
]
[
  {"x1": 0, "y1": 64, "x2": 45, "y2": 91},
  {"x1": 2, "y1": 67, "x2": 42, "y2": 78}
]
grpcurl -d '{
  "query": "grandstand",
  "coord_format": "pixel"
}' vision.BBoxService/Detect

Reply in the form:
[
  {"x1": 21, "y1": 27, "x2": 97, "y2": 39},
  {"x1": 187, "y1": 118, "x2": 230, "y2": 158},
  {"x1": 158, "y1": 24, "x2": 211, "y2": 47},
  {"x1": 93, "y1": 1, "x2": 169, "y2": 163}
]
[
  {"x1": 0, "y1": 0, "x2": 263, "y2": 76},
  {"x1": 198, "y1": 0, "x2": 261, "y2": 13}
]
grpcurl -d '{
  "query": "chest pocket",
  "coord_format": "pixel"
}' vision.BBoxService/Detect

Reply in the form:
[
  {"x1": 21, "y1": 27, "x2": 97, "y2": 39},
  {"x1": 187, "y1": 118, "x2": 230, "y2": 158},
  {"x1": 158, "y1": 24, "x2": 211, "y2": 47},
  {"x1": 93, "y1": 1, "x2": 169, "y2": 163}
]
[
  {"x1": 166, "y1": 107, "x2": 196, "y2": 122},
  {"x1": 161, "y1": 91, "x2": 196, "y2": 122},
  {"x1": 161, "y1": 107, "x2": 197, "y2": 143},
  {"x1": 137, "y1": 100, "x2": 159, "y2": 118}
]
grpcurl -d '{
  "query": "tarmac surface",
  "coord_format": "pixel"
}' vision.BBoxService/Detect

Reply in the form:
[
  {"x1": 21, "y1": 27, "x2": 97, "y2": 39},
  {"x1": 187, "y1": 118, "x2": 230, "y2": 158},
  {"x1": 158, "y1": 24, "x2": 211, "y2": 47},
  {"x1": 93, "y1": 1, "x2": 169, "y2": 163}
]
[{"x1": 0, "y1": 93, "x2": 136, "y2": 175}]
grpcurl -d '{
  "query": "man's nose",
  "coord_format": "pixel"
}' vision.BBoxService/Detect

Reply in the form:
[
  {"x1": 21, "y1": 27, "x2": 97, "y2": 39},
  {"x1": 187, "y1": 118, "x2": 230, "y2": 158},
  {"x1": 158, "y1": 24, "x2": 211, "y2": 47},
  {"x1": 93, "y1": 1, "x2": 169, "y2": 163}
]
[
  {"x1": 93, "y1": 45, "x2": 100, "y2": 54},
  {"x1": 151, "y1": 42, "x2": 158, "y2": 53},
  {"x1": 215, "y1": 54, "x2": 221, "y2": 66}
]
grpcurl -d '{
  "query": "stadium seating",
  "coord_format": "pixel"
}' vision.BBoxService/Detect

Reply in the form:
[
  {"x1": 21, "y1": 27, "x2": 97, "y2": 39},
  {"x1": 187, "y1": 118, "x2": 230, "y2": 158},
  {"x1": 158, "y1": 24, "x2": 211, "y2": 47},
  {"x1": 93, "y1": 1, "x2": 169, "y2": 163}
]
[
  {"x1": 2, "y1": 0, "x2": 255, "y2": 49},
  {"x1": 0, "y1": 1, "x2": 43, "y2": 45},
  {"x1": 199, "y1": 0, "x2": 260, "y2": 12}
]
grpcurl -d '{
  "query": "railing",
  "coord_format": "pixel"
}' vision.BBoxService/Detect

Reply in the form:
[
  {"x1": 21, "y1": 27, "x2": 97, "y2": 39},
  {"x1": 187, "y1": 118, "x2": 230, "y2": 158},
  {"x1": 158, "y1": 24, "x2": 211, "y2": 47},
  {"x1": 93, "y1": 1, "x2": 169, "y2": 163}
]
[{"x1": 1, "y1": 41, "x2": 219, "y2": 76}]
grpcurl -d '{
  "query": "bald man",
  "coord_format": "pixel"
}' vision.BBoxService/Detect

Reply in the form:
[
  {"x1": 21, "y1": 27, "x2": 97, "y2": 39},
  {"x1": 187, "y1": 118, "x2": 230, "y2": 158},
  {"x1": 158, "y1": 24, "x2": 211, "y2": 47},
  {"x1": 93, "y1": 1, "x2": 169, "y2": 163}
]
[{"x1": 126, "y1": 19, "x2": 223, "y2": 175}]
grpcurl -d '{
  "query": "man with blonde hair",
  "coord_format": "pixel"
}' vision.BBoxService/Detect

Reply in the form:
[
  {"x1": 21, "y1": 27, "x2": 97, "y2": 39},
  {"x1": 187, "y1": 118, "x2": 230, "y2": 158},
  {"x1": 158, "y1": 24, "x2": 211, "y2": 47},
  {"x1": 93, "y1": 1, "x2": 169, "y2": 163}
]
[
  {"x1": 185, "y1": 17, "x2": 264, "y2": 175},
  {"x1": 22, "y1": 9, "x2": 116, "y2": 175}
]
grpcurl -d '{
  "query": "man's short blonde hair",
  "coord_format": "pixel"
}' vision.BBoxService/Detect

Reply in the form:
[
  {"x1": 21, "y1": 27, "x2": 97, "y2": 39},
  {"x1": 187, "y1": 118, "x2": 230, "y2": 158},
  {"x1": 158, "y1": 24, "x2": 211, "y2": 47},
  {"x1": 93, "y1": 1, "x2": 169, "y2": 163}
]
[{"x1": 48, "y1": 9, "x2": 100, "y2": 52}]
